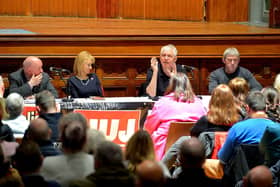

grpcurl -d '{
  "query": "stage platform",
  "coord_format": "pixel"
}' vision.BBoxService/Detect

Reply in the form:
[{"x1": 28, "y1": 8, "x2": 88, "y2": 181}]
[{"x1": 0, "y1": 16, "x2": 280, "y2": 97}]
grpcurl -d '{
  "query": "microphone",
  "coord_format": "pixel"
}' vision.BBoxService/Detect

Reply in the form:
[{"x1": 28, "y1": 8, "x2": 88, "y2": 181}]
[
  {"x1": 50, "y1": 67, "x2": 62, "y2": 72},
  {"x1": 181, "y1": 65, "x2": 196, "y2": 72},
  {"x1": 50, "y1": 67, "x2": 71, "y2": 74}
]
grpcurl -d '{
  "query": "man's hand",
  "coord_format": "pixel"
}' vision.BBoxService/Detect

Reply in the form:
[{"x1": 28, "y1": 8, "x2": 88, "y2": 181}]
[
  {"x1": 150, "y1": 57, "x2": 159, "y2": 72},
  {"x1": 28, "y1": 73, "x2": 42, "y2": 88}
]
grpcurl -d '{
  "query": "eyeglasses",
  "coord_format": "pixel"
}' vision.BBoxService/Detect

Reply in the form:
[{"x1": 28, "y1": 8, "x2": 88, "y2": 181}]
[{"x1": 225, "y1": 58, "x2": 239, "y2": 63}]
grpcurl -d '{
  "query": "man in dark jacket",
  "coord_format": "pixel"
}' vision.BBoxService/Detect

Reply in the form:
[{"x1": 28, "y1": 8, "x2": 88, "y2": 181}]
[{"x1": 8, "y1": 56, "x2": 58, "y2": 98}]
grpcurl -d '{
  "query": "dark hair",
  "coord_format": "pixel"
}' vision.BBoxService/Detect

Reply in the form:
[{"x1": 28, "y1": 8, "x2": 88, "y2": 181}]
[
  {"x1": 95, "y1": 141, "x2": 123, "y2": 168},
  {"x1": 246, "y1": 91, "x2": 266, "y2": 111},
  {"x1": 14, "y1": 141, "x2": 42, "y2": 173},
  {"x1": 262, "y1": 86, "x2": 280, "y2": 122}
]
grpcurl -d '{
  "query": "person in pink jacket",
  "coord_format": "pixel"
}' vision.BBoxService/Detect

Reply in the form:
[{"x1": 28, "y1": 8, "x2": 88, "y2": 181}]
[{"x1": 144, "y1": 72, "x2": 207, "y2": 160}]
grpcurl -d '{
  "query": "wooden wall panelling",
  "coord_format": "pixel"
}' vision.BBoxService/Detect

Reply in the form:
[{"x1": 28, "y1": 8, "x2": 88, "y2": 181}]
[
  {"x1": 96, "y1": 0, "x2": 119, "y2": 18},
  {"x1": 31, "y1": 0, "x2": 50, "y2": 16},
  {"x1": 145, "y1": 0, "x2": 204, "y2": 21},
  {"x1": 119, "y1": 0, "x2": 144, "y2": 19},
  {"x1": 0, "y1": 0, "x2": 30, "y2": 15},
  {"x1": 207, "y1": 0, "x2": 248, "y2": 22}
]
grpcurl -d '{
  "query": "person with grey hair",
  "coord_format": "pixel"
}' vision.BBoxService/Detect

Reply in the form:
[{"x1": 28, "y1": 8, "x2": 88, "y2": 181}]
[
  {"x1": 8, "y1": 56, "x2": 58, "y2": 98},
  {"x1": 69, "y1": 141, "x2": 135, "y2": 187},
  {"x1": 141, "y1": 44, "x2": 187, "y2": 97},
  {"x1": 208, "y1": 47, "x2": 262, "y2": 94},
  {"x1": 40, "y1": 112, "x2": 94, "y2": 187},
  {"x1": 2, "y1": 93, "x2": 29, "y2": 136}
]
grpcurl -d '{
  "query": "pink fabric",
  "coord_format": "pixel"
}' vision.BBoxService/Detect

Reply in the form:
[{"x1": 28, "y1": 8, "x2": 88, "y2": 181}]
[{"x1": 144, "y1": 93, "x2": 207, "y2": 160}]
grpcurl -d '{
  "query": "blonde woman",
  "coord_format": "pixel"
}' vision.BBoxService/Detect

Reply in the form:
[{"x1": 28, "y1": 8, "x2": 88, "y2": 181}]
[{"x1": 67, "y1": 51, "x2": 103, "y2": 98}]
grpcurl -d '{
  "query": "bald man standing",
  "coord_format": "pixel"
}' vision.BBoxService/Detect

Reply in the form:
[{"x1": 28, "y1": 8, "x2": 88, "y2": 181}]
[{"x1": 8, "y1": 56, "x2": 58, "y2": 98}]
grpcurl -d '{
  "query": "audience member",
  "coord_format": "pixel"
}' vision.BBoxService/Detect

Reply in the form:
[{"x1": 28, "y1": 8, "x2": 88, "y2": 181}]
[
  {"x1": 35, "y1": 90, "x2": 62, "y2": 142},
  {"x1": 0, "y1": 76, "x2": 9, "y2": 120},
  {"x1": 8, "y1": 56, "x2": 58, "y2": 98},
  {"x1": 23, "y1": 118, "x2": 61, "y2": 157},
  {"x1": 273, "y1": 73, "x2": 280, "y2": 93},
  {"x1": 67, "y1": 51, "x2": 103, "y2": 98},
  {"x1": 218, "y1": 91, "x2": 275, "y2": 165},
  {"x1": 13, "y1": 140, "x2": 60, "y2": 187},
  {"x1": 144, "y1": 72, "x2": 206, "y2": 160},
  {"x1": 141, "y1": 44, "x2": 186, "y2": 97},
  {"x1": 2, "y1": 93, "x2": 29, "y2": 136},
  {"x1": 0, "y1": 75, "x2": 5, "y2": 98},
  {"x1": 69, "y1": 141, "x2": 135, "y2": 187},
  {"x1": 191, "y1": 84, "x2": 239, "y2": 137},
  {"x1": 262, "y1": 86, "x2": 280, "y2": 123},
  {"x1": 84, "y1": 128, "x2": 106, "y2": 155},
  {"x1": 40, "y1": 112, "x2": 93, "y2": 187},
  {"x1": 208, "y1": 47, "x2": 262, "y2": 93},
  {"x1": 125, "y1": 130, "x2": 170, "y2": 177},
  {"x1": 235, "y1": 165, "x2": 272, "y2": 187},
  {"x1": 166, "y1": 137, "x2": 222, "y2": 187},
  {"x1": 228, "y1": 77, "x2": 249, "y2": 119},
  {"x1": 0, "y1": 100, "x2": 14, "y2": 142},
  {"x1": 135, "y1": 160, "x2": 165, "y2": 187},
  {"x1": 0, "y1": 144, "x2": 23, "y2": 187}
]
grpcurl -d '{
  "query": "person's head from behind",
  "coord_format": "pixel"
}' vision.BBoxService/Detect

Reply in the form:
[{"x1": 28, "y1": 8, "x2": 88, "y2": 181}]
[
  {"x1": 222, "y1": 47, "x2": 240, "y2": 74},
  {"x1": 24, "y1": 118, "x2": 51, "y2": 142},
  {"x1": 245, "y1": 91, "x2": 266, "y2": 114},
  {"x1": 95, "y1": 141, "x2": 124, "y2": 169},
  {"x1": 165, "y1": 72, "x2": 195, "y2": 102},
  {"x1": 84, "y1": 128, "x2": 106, "y2": 154},
  {"x1": 179, "y1": 137, "x2": 205, "y2": 169},
  {"x1": 22, "y1": 56, "x2": 43, "y2": 79},
  {"x1": 135, "y1": 160, "x2": 165, "y2": 187},
  {"x1": 14, "y1": 141, "x2": 43, "y2": 175},
  {"x1": 125, "y1": 130, "x2": 155, "y2": 171},
  {"x1": 262, "y1": 86, "x2": 280, "y2": 109},
  {"x1": 159, "y1": 44, "x2": 178, "y2": 77},
  {"x1": 273, "y1": 73, "x2": 280, "y2": 93},
  {"x1": 208, "y1": 84, "x2": 239, "y2": 125},
  {"x1": 35, "y1": 90, "x2": 56, "y2": 113},
  {"x1": 243, "y1": 165, "x2": 272, "y2": 187},
  {"x1": 59, "y1": 112, "x2": 88, "y2": 153},
  {"x1": 228, "y1": 77, "x2": 249, "y2": 103},
  {"x1": 0, "y1": 76, "x2": 5, "y2": 98},
  {"x1": 73, "y1": 51, "x2": 95, "y2": 77},
  {"x1": 5, "y1": 93, "x2": 24, "y2": 119}
]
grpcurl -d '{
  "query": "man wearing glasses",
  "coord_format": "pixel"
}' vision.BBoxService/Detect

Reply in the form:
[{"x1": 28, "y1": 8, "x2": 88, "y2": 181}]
[
  {"x1": 208, "y1": 47, "x2": 262, "y2": 94},
  {"x1": 142, "y1": 44, "x2": 186, "y2": 97}
]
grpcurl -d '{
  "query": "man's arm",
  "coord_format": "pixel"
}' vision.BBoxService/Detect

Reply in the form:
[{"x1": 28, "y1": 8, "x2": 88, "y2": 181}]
[
  {"x1": 146, "y1": 57, "x2": 159, "y2": 97},
  {"x1": 42, "y1": 73, "x2": 58, "y2": 98},
  {"x1": 244, "y1": 69, "x2": 263, "y2": 91},
  {"x1": 8, "y1": 72, "x2": 33, "y2": 98},
  {"x1": 208, "y1": 70, "x2": 220, "y2": 94}
]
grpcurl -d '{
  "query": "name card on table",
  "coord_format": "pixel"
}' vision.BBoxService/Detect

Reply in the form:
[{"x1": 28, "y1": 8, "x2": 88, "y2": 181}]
[{"x1": 74, "y1": 110, "x2": 141, "y2": 147}]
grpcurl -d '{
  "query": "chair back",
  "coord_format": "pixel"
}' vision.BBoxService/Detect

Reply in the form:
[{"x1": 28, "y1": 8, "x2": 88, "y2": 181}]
[
  {"x1": 198, "y1": 131, "x2": 228, "y2": 158},
  {"x1": 165, "y1": 121, "x2": 195, "y2": 152}
]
